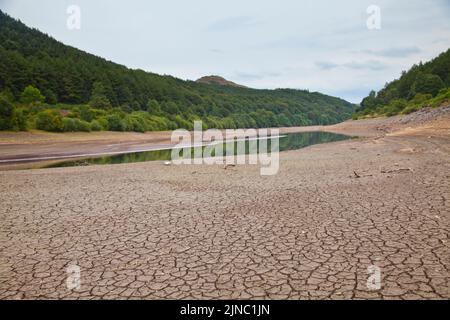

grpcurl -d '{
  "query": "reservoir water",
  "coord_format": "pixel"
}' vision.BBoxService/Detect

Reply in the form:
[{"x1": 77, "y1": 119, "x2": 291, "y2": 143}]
[{"x1": 44, "y1": 131, "x2": 352, "y2": 168}]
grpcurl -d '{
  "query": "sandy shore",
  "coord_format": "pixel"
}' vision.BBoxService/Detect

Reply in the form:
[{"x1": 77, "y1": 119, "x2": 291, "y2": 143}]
[{"x1": 0, "y1": 107, "x2": 449, "y2": 299}]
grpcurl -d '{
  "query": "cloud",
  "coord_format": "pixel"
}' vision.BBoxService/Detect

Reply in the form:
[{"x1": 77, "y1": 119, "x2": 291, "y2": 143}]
[
  {"x1": 206, "y1": 16, "x2": 258, "y2": 32},
  {"x1": 316, "y1": 60, "x2": 388, "y2": 71},
  {"x1": 315, "y1": 61, "x2": 339, "y2": 70},
  {"x1": 234, "y1": 72, "x2": 263, "y2": 80},
  {"x1": 364, "y1": 46, "x2": 421, "y2": 58},
  {"x1": 234, "y1": 71, "x2": 281, "y2": 81},
  {"x1": 343, "y1": 60, "x2": 388, "y2": 71}
]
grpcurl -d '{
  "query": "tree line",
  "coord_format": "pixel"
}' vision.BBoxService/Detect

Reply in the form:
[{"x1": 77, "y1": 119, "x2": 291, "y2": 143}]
[
  {"x1": 0, "y1": 10, "x2": 355, "y2": 132},
  {"x1": 355, "y1": 48, "x2": 450, "y2": 118}
]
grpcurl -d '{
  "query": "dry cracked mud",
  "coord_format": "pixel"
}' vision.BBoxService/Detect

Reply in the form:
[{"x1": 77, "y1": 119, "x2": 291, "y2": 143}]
[{"x1": 0, "y1": 113, "x2": 449, "y2": 300}]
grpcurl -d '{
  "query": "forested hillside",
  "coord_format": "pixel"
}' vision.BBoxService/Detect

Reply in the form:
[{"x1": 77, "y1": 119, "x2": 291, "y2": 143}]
[
  {"x1": 355, "y1": 49, "x2": 450, "y2": 118},
  {"x1": 0, "y1": 10, "x2": 354, "y2": 132}
]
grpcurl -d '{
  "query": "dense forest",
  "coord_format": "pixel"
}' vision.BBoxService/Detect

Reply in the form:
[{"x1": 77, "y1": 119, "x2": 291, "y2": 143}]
[
  {"x1": 0, "y1": 10, "x2": 355, "y2": 132},
  {"x1": 355, "y1": 48, "x2": 450, "y2": 118}
]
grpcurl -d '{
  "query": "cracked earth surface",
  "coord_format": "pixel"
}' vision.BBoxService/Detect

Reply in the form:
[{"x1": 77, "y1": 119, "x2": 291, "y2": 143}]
[{"x1": 0, "y1": 117, "x2": 449, "y2": 300}]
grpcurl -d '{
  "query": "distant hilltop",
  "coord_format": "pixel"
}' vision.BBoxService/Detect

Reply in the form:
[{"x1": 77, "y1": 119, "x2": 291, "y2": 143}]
[{"x1": 196, "y1": 75, "x2": 247, "y2": 88}]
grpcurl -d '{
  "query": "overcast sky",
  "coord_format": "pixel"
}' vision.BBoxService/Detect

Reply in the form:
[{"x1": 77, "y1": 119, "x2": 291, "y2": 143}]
[{"x1": 1, "y1": 0, "x2": 449, "y2": 103}]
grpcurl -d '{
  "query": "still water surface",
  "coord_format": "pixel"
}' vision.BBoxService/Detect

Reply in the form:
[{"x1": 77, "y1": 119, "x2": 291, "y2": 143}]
[{"x1": 44, "y1": 131, "x2": 352, "y2": 168}]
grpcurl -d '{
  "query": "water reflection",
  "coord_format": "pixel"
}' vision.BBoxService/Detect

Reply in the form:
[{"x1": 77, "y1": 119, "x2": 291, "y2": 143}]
[{"x1": 45, "y1": 132, "x2": 351, "y2": 168}]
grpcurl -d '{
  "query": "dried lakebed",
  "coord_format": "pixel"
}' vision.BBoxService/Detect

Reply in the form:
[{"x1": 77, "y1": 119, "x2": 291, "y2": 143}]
[{"x1": 0, "y1": 114, "x2": 449, "y2": 300}]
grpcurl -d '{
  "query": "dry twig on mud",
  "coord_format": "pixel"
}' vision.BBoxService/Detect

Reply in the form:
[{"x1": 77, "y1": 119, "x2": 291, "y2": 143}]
[
  {"x1": 353, "y1": 170, "x2": 373, "y2": 178},
  {"x1": 381, "y1": 168, "x2": 412, "y2": 174}
]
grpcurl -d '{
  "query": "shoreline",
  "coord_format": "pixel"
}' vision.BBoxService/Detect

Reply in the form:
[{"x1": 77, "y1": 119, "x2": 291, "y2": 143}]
[
  {"x1": 0, "y1": 106, "x2": 448, "y2": 169},
  {"x1": 0, "y1": 126, "x2": 354, "y2": 170}
]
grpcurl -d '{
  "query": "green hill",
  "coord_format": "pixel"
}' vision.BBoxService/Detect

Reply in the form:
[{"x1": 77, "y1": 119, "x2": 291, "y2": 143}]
[
  {"x1": 0, "y1": 10, "x2": 355, "y2": 132},
  {"x1": 355, "y1": 49, "x2": 450, "y2": 118}
]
